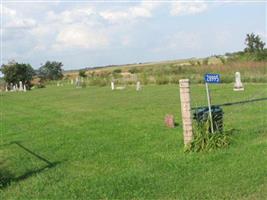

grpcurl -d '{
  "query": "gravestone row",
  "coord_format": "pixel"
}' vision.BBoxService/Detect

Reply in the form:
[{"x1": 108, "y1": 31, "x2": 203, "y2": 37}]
[{"x1": 5, "y1": 81, "x2": 27, "y2": 92}]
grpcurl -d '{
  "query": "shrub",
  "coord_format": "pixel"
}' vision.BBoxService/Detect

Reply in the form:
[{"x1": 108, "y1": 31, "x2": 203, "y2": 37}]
[
  {"x1": 155, "y1": 76, "x2": 169, "y2": 85},
  {"x1": 185, "y1": 120, "x2": 232, "y2": 152},
  {"x1": 79, "y1": 70, "x2": 87, "y2": 78},
  {"x1": 219, "y1": 57, "x2": 226, "y2": 64},
  {"x1": 113, "y1": 69, "x2": 122, "y2": 74},
  {"x1": 140, "y1": 73, "x2": 149, "y2": 85},
  {"x1": 128, "y1": 67, "x2": 140, "y2": 74},
  {"x1": 170, "y1": 76, "x2": 181, "y2": 84}
]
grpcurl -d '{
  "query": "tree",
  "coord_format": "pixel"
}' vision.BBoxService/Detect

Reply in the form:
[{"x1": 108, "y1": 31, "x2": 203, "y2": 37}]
[
  {"x1": 38, "y1": 61, "x2": 63, "y2": 80},
  {"x1": 244, "y1": 33, "x2": 265, "y2": 53},
  {"x1": 0, "y1": 61, "x2": 35, "y2": 88},
  {"x1": 79, "y1": 69, "x2": 87, "y2": 78}
]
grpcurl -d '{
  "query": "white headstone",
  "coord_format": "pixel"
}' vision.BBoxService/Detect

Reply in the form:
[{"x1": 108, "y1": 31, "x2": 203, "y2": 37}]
[
  {"x1": 75, "y1": 77, "x2": 81, "y2": 88},
  {"x1": 5, "y1": 85, "x2": 8, "y2": 92},
  {"x1": 71, "y1": 79, "x2": 74, "y2": 85},
  {"x1": 234, "y1": 72, "x2": 244, "y2": 91},
  {"x1": 57, "y1": 82, "x2": 60, "y2": 87},
  {"x1": 13, "y1": 85, "x2": 16, "y2": 92},
  {"x1": 23, "y1": 84, "x2": 27, "y2": 92},
  {"x1": 116, "y1": 86, "x2": 125, "y2": 90},
  {"x1": 10, "y1": 83, "x2": 14, "y2": 91},
  {"x1": 111, "y1": 81, "x2": 115, "y2": 90},
  {"x1": 19, "y1": 81, "x2": 23, "y2": 91},
  {"x1": 136, "y1": 81, "x2": 141, "y2": 91}
]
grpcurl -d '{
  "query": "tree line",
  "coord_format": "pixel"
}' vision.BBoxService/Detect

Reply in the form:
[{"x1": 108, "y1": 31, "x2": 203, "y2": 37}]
[{"x1": 1, "y1": 61, "x2": 64, "y2": 89}]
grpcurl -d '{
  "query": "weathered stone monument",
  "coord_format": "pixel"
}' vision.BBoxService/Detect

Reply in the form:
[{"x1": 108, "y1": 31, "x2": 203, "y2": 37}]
[
  {"x1": 19, "y1": 81, "x2": 23, "y2": 91},
  {"x1": 234, "y1": 72, "x2": 244, "y2": 91},
  {"x1": 5, "y1": 85, "x2": 8, "y2": 92},
  {"x1": 23, "y1": 84, "x2": 27, "y2": 92},
  {"x1": 111, "y1": 81, "x2": 115, "y2": 90},
  {"x1": 179, "y1": 79, "x2": 193, "y2": 146},
  {"x1": 164, "y1": 114, "x2": 175, "y2": 128},
  {"x1": 136, "y1": 81, "x2": 141, "y2": 91},
  {"x1": 75, "y1": 77, "x2": 81, "y2": 88},
  {"x1": 71, "y1": 79, "x2": 74, "y2": 85}
]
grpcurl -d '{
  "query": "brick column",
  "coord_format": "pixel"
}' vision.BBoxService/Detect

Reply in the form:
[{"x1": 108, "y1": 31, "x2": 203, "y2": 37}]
[{"x1": 179, "y1": 79, "x2": 193, "y2": 145}]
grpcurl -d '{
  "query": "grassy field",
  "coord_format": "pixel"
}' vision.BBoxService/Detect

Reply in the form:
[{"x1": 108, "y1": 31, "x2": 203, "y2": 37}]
[{"x1": 1, "y1": 83, "x2": 267, "y2": 199}]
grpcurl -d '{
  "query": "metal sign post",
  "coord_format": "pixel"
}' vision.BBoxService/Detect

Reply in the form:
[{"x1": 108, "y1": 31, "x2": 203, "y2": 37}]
[
  {"x1": 204, "y1": 74, "x2": 221, "y2": 134},
  {"x1": 205, "y1": 82, "x2": 214, "y2": 134}
]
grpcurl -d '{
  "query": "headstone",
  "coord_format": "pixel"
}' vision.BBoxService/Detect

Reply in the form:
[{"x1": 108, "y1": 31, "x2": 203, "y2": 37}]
[
  {"x1": 116, "y1": 86, "x2": 125, "y2": 90},
  {"x1": 75, "y1": 77, "x2": 81, "y2": 88},
  {"x1": 164, "y1": 114, "x2": 175, "y2": 128},
  {"x1": 10, "y1": 83, "x2": 14, "y2": 92},
  {"x1": 13, "y1": 85, "x2": 16, "y2": 92},
  {"x1": 57, "y1": 82, "x2": 60, "y2": 87},
  {"x1": 71, "y1": 79, "x2": 74, "y2": 85},
  {"x1": 179, "y1": 79, "x2": 193, "y2": 146},
  {"x1": 23, "y1": 84, "x2": 27, "y2": 92},
  {"x1": 234, "y1": 72, "x2": 244, "y2": 91},
  {"x1": 5, "y1": 85, "x2": 8, "y2": 92},
  {"x1": 19, "y1": 81, "x2": 23, "y2": 91},
  {"x1": 136, "y1": 81, "x2": 141, "y2": 91},
  {"x1": 111, "y1": 81, "x2": 115, "y2": 90}
]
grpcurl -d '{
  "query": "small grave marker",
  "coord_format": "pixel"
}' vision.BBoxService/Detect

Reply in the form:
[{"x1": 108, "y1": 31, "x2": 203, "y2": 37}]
[
  {"x1": 23, "y1": 84, "x2": 27, "y2": 92},
  {"x1": 165, "y1": 114, "x2": 175, "y2": 128},
  {"x1": 19, "y1": 81, "x2": 23, "y2": 91},
  {"x1": 111, "y1": 81, "x2": 115, "y2": 90},
  {"x1": 136, "y1": 81, "x2": 141, "y2": 91},
  {"x1": 234, "y1": 72, "x2": 244, "y2": 91}
]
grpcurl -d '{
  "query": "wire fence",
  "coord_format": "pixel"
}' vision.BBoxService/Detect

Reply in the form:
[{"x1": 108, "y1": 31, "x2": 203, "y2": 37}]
[{"x1": 190, "y1": 83, "x2": 267, "y2": 133}]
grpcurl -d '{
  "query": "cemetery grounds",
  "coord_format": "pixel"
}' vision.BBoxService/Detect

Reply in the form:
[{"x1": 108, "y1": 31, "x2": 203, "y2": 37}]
[{"x1": 0, "y1": 82, "x2": 266, "y2": 199}]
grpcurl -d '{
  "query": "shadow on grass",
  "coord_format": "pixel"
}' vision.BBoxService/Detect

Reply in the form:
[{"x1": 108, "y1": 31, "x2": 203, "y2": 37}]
[{"x1": 0, "y1": 141, "x2": 63, "y2": 189}]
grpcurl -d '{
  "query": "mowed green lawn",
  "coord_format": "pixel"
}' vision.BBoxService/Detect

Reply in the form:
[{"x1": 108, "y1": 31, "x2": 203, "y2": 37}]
[{"x1": 1, "y1": 83, "x2": 266, "y2": 199}]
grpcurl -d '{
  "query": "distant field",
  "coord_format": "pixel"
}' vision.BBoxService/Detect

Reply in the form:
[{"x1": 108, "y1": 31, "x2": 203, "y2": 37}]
[
  {"x1": 1, "y1": 83, "x2": 266, "y2": 199},
  {"x1": 63, "y1": 59, "x2": 267, "y2": 86}
]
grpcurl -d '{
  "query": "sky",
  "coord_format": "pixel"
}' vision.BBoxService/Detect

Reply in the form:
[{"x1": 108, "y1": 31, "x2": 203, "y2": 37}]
[{"x1": 1, "y1": 0, "x2": 266, "y2": 70}]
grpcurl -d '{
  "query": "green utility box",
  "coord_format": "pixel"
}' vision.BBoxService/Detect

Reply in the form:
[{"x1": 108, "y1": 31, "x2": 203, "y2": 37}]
[{"x1": 193, "y1": 106, "x2": 223, "y2": 133}]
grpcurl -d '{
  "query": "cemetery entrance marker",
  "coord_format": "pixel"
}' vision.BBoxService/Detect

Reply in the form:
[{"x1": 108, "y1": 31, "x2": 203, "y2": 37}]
[
  {"x1": 204, "y1": 73, "x2": 221, "y2": 134},
  {"x1": 179, "y1": 79, "x2": 193, "y2": 146}
]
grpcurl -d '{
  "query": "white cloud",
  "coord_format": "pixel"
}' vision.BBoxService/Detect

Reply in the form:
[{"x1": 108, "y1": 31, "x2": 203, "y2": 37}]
[
  {"x1": 53, "y1": 25, "x2": 109, "y2": 50},
  {"x1": 170, "y1": 1, "x2": 208, "y2": 16},
  {"x1": 2, "y1": 6, "x2": 36, "y2": 29},
  {"x1": 46, "y1": 7, "x2": 95, "y2": 25},
  {"x1": 153, "y1": 31, "x2": 202, "y2": 53},
  {"x1": 100, "y1": 1, "x2": 161, "y2": 23}
]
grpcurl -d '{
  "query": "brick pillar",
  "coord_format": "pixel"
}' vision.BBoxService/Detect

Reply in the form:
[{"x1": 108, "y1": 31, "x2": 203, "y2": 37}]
[{"x1": 179, "y1": 79, "x2": 193, "y2": 145}]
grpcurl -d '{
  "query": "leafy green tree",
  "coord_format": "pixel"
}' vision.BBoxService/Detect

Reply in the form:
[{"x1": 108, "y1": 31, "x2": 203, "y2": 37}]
[
  {"x1": 0, "y1": 61, "x2": 35, "y2": 88},
  {"x1": 38, "y1": 61, "x2": 63, "y2": 80},
  {"x1": 244, "y1": 33, "x2": 265, "y2": 53},
  {"x1": 79, "y1": 70, "x2": 87, "y2": 78}
]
